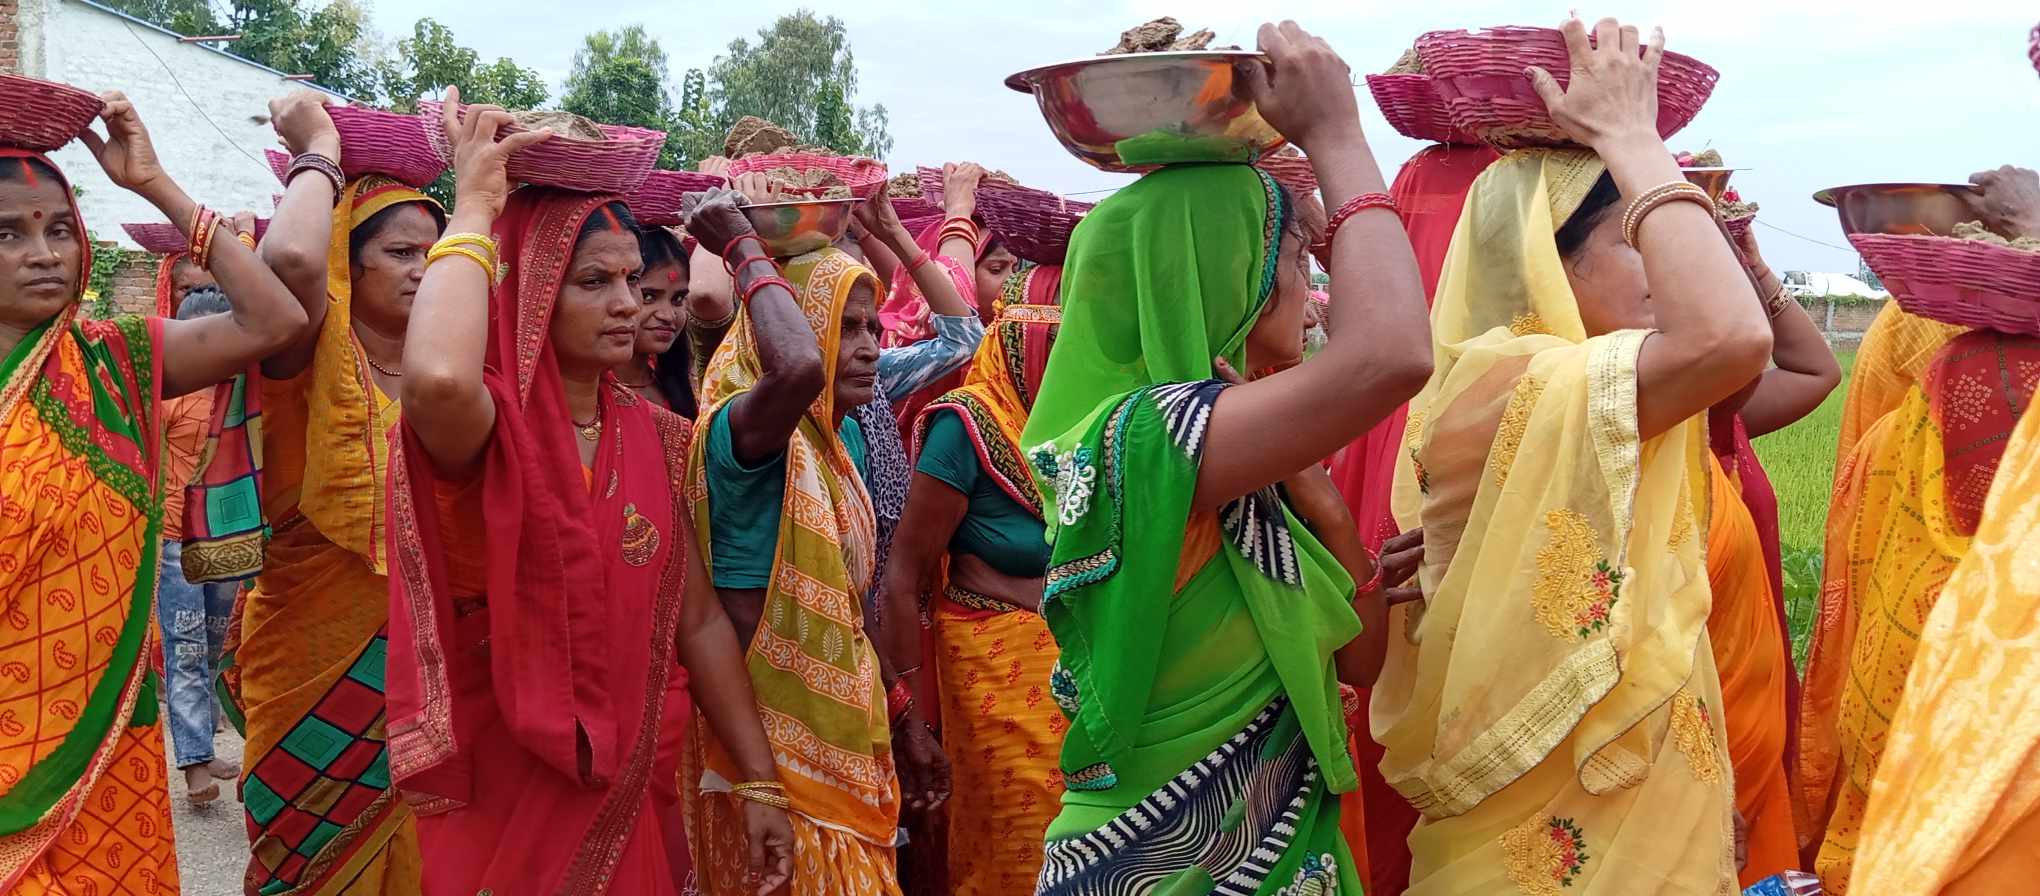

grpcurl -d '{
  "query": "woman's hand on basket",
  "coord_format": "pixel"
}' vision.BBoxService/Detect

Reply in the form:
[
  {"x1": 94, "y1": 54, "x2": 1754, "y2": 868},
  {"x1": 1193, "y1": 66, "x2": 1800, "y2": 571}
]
[
  {"x1": 681, "y1": 187, "x2": 759, "y2": 259},
  {"x1": 1238, "y1": 21, "x2": 1362, "y2": 153},
  {"x1": 1967, "y1": 165, "x2": 2040, "y2": 240},
  {"x1": 268, "y1": 90, "x2": 341, "y2": 161},
  {"x1": 941, "y1": 162, "x2": 986, "y2": 219},
  {"x1": 79, "y1": 92, "x2": 172, "y2": 199},
  {"x1": 440, "y1": 86, "x2": 553, "y2": 222},
  {"x1": 1526, "y1": 16, "x2": 1663, "y2": 152}
]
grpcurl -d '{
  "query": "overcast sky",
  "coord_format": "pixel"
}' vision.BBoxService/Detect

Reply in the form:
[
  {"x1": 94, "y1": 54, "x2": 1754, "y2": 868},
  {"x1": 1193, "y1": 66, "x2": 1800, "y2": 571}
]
[{"x1": 361, "y1": 1, "x2": 2040, "y2": 274}]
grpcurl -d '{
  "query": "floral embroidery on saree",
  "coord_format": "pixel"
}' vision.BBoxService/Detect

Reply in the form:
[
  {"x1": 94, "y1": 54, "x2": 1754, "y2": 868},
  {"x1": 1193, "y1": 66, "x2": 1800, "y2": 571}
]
[
  {"x1": 1490, "y1": 376, "x2": 1547, "y2": 490},
  {"x1": 1671, "y1": 691, "x2": 1724, "y2": 785},
  {"x1": 1531, "y1": 509, "x2": 1625, "y2": 639},
  {"x1": 1276, "y1": 853, "x2": 1340, "y2": 895},
  {"x1": 1501, "y1": 815, "x2": 1589, "y2": 896}
]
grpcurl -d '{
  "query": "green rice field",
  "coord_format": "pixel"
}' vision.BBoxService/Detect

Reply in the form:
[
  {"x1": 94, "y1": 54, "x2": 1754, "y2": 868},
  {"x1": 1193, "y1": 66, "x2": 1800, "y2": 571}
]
[{"x1": 1750, "y1": 349, "x2": 1856, "y2": 668}]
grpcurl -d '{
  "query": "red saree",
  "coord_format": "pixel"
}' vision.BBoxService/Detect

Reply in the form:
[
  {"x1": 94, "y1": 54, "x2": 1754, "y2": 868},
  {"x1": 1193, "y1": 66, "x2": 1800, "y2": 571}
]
[
  {"x1": 1324, "y1": 142, "x2": 1496, "y2": 895},
  {"x1": 385, "y1": 188, "x2": 695, "y2": 894}
]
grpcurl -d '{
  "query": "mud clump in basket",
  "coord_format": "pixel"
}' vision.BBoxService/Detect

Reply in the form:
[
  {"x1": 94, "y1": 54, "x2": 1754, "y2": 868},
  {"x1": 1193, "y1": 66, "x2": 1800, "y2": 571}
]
[
  {"x1": 764, "y1": 166, "x2": 852, "y2": 200},
  {"x1": 1386, "y1": 48, "x2": 1425, "y2": 75},
  {"x1": 887, "y1": 173, "x2": 923, "y2": 198},
  {"x1": 510, "y1": 110, "x2": 604, "y2": 141},
  {"x1": 1720, "y1": 198, "x2": 1760, "y2": 220},
  {"x1": 1102, "y1": 18, "x2": 1234, "y2": 55},
  {"x1": 1683, "y1": 149, "x2": 1724, "y2": 168},
  {"x1": 725, "y1": 116, "x2": 800, "y2": 158},
  {"x1": 1953, "y1": 220, "x2": 2040, "y2": 252}
]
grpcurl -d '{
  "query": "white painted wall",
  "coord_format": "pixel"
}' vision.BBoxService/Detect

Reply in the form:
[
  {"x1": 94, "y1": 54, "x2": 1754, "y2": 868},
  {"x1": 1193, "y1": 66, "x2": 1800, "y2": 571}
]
[{"x1": 20, "y1": 0, "x2": 344, "y2": 248}]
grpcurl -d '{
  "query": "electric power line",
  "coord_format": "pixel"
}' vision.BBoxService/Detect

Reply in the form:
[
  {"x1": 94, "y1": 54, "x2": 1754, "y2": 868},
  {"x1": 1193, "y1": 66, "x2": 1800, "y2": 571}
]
[
  {"x1": 1755, "y1": 219, "x2": 1854, "y2": 253},
  {"x1": 119, "y1": 19, "x2": 270, "y2": 175}
]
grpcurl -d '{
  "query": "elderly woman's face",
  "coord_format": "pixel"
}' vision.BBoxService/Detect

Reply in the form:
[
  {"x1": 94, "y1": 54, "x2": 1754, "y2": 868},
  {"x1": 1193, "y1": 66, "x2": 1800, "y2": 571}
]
[
  {"x1": 0, "y1": 169, "x2": 83, "y2": 331},
  {"x1": 1562, "y1": 208, "x2": 1655, "y2": 336},
  {"x1": 1244, "y1": 195, "x2": 1323, "y2": 371}
]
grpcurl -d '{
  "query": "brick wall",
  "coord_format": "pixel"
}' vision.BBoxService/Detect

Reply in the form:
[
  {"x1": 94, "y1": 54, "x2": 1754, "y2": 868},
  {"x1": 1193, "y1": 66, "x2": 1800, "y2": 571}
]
[
  {"x1": 1795, "y1": 296, "x2": 1887, "y2": 348},
  {"x1": 0, "y1": 0, "x2": 18, "y2": 74}
]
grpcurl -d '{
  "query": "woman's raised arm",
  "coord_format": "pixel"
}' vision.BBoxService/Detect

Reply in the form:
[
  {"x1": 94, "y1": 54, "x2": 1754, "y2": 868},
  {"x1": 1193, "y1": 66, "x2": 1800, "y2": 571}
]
[{"x1": 255, "y1": 91, "x2": 345, "y2": 380}]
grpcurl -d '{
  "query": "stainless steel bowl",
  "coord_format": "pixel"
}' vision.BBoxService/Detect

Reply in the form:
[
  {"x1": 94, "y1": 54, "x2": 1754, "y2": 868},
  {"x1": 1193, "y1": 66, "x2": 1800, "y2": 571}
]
[
  {"x1": 1812, "y1": 183, "x2": 1982, "y2": 237},
  {"x1": 1680, "y1": 167, "x2": 1739, "y2": 202},
  {"x1": 1004, "y1": 50, "x2": 1286, "y2": 172},
  {"x1": 740, "y1": 198, "x2": 861, "y2": 258}
]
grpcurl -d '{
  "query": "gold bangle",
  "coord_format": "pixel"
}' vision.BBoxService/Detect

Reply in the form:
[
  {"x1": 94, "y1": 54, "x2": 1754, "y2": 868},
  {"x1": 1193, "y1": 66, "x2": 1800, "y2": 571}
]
[
  {"x1": 1621, "y1": 182, "x2": 1715, "y2": 249},
  {"x1": 730, "y1": 780, "x2": 785, "y2": 794},
  {"x1": 427, "y1": 245, "x2": 498, "y2": 286},
  {"x1": 235, "y1": 231, "x2": 257, "y2": 250},
  {"x1": 731, "y1": 788, "x2": 790, "y2": 810},
  {"x1": 435, "y1": 232, "x2": 498, "y2": 255},
  {"x1": 1763, "y1": 283, "x2": 1793, "y2": 319}
]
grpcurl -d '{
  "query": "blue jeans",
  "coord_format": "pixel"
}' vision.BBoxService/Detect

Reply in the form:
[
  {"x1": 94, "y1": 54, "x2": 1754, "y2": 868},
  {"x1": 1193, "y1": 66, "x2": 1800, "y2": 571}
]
[{"x1": 157, "y1": 540, "x2": 236, "y2": 768}]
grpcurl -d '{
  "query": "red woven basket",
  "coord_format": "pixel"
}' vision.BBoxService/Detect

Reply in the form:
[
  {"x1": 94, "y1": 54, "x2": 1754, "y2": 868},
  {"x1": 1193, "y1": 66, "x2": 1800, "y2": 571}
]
[
  {"x1": 626, "y1": 169, "x2": 726, "y2": 227},
  {"x1": 327, "y1": 105, "x2": 448, "y2": 188},
  {"x1": 418, "y1": 101, "x2": 664, "y2": 194},
  {"x1": 1852, "y1": 233, "x2": 2040, "y2": 337},
  {"x1": 123, "y1": 219, "x2": 269, "y2": 254},
  {"x1": 1415, "y1": 27, "x2": 1718, "y2": 148},
  {"x1": 975, "y1": 183, "x2": 1093, "y2": 266},
  {"x1": 265, "y1": 148, "x2": 290, "y2": 185},
  {"x1": 0, "y1": 76, "x2": 105, "y2": 153},
  {"x1": 1365, "y1": 73, "x2": 1476, "y2": 145},
  {"x1": 727, "y1": 152, "x2": 888, "y2": 200}
]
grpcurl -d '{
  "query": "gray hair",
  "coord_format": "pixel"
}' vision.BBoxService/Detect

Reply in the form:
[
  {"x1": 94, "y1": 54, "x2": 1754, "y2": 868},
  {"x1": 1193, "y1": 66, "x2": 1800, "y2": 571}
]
[{"x1": 175, "y1": 287, "x2": 231, "y2": 320}]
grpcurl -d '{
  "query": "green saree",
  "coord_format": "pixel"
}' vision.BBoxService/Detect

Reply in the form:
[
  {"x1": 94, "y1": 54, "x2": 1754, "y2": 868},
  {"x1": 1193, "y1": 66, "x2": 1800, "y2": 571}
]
[{"x1": 1023, "y1": 165, "x2": 1363, "y2": 895}]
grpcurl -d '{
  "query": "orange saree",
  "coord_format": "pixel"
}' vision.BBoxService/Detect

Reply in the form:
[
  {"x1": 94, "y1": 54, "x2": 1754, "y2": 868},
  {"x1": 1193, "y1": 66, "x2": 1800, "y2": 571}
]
[
  {"x1": 0, "y1": 151, "x2": 177, "y2": 895},
  {"x1": 1704, "y1": 457, "x2": 1797, "y2": 886}
]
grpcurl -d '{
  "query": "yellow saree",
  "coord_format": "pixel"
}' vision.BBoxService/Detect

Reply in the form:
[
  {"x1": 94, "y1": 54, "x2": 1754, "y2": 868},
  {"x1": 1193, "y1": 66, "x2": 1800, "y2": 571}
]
[
  {"x1": 236, "y1": 177, "x2": 434, "y2": 894},
  {"x1": 683, "y1": 248, "x2": 901, "y2": 896},
  {"x1": 1831, "y1": 302, "x2": 1963, "y2": 480},
  {"x1": 1851, "y1": 392, "x2": 2040, "y2": 893},
  {"x1": 1802, "y1": 331, "x2": 2040, "y2": 892},
  {"x1": 1381, "y1": 149, "x2": 1736, "y2": 895}
]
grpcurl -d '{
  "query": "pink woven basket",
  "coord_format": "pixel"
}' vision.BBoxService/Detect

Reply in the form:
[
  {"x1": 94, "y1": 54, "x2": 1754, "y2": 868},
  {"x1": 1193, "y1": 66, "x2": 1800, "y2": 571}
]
[
  {"x1": 1365, "y1": 74, "x2": 1476, "y2": 145},
  {"x1": 0, "y1": 76, "x2": 105, "y2": 153},
  {"x1": 265, "y1": 148, "x2": 291, "y2": 185},
  {"x1": 727, "y1": 152, "x2": 888, "y2": 200},
  {"x1": 1255, "y1": 153, "x2": 1319, "y2": 199},
  {"x1": 2030, "y1": 23, "x2": 2040, "y2": 76},
  {"x1": 975, "y1": 183, "x2": 1094, "y2": 266},
  {"x1": 890, "y1": 195, "x2": 942, "y2": 221},
  {"x1": 124, "y1": 218, "x2": 269, "y2": 255},
  {"x1": 327, "y1": 105, "x2": 448, "y2": 187},
  {"x1": 626, "y1": 169, "x2": 726, "y2": 227},
  {"x1": 1723, "y1": 214, "x2": 1753, "y2": 244},
  {"x1": 916, "y1": 166, "x2": 947, "y2": 211},
  {"x1": 1852, "y1": 233, "x2": 2040, "y2": 337},
  {"x1": 418, "y1": 101, "x2": 664, "y2": 194},
  {"x1": 1415, "y1": 27, "x2": 1718, "y2": 148}
]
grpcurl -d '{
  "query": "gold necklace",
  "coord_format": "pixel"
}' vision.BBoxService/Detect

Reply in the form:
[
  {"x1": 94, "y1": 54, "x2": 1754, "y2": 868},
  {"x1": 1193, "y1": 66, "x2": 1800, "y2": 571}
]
[
  {"x1": 572, "y1": 409, "x2": 602, "y2": 442},
  {"x1": 363, "y1": 352, "x2": 403, "y2": 378}
]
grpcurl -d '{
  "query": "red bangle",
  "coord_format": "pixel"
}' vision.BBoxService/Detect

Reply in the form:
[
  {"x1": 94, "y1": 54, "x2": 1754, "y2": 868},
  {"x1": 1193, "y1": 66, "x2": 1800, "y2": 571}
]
[
  {"x1": 739, "y1": 274, "x2": 795, "y2": 307},
  {"x1": 1355, "y1": 547, "x2": 1385, "y2": 597},
  {"x1": 886, "y1": 677, "x2": 914, "y2": 721},
  {"x1": 1316, "y1": 192, "x2": 1397, "y2": 260},
  {"x1": 722, "y1": 235, "x2": 770, "y2": 272},
  {"x1": 906, "y1": 251, "x2": 934, "y2": 272}
]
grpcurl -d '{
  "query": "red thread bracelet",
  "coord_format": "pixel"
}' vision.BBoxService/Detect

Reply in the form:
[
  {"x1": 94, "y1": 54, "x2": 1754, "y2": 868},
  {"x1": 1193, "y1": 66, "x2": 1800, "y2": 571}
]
[
  {"x1": 739, "y1": 274, "x2": 795, "y2": 307},
  {"x1": 1316, "y1": 192, "x2": 1398, "y2": 260},
  {"x1": 906, "y1": 251, "x2": 934, "y2": 273}
]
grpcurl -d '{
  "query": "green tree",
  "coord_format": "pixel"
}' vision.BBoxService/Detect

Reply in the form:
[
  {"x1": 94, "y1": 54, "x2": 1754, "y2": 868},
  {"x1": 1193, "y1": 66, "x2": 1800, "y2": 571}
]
[
  {"x1": 670, "y1": 10, "x2": 893, "y2": 166},
  {"x1": 103, "y1": 0, "x2": 380, "y2": 98},
  {"x1": 561, "y1": 26, "x2": 683, "y2": 167},
  {"x1": 378, "y1": 18, "x2": 547, "y2": 111}
]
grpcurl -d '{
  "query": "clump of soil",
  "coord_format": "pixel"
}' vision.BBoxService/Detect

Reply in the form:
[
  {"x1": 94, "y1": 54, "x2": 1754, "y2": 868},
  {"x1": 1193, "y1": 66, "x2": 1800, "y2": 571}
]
[
  {"x1": 1954, "y1": 220, "x2": 2040, "y2": 251},
  {"x1": 510, "y1": 110, "x2": 604, "y2": 141},
  {"x1": 759, "y1": 165, "x2": 851, "y2": 200},
  {"x1": 1685, "y1": 148, "x2": 1724, "y2": 168},
  {"x1": 887, "y1": 173, "x2": 923, "y2": 198},
  {"x1": 1720, "y1": 198, "x2": 1760, "y2": 219},
  {"x1": 1103, "y1": 18, "x2": 1233, "y2": 54},
  {"x1": 724, "y1": 116, "x2": 800, "y2": 158},
  {"x1": 1386, "y1": 48, "x2": 1424, "y2": 75}
]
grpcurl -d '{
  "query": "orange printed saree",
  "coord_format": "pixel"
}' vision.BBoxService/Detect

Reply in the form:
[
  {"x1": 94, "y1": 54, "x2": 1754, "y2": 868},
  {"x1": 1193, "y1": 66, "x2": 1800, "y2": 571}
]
[
  {"x1": 0, "y1": 151, "x2": 177, "y2": 894},
  {"x1": 1850, "y1": 384, "x2": 2040, "y2": 893},
  {"x1": 1703, "y1": 457, "x2": 1797, "y2": 886},
  {"x1": 1799, "y1": 331, "x2": 2040, "y2": 892},
  {"x1": 236, "y1": 176, "x2": 436, "y2": 895}
]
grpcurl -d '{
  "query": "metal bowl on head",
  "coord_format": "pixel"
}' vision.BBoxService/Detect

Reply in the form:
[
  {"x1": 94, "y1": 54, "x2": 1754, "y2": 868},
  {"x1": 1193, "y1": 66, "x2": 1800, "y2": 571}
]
[
  {"x1": 1813, "y1": 183, "x2": 1982, "y2": 237},
  {"x1": 1004, "y1": 50, "x2": 1286, "y2": 173},
  {"x1": 740, "y1": 198, "x2": 861, "y2": 258},
  {"x1": 1680, "y1": 167, "x2": 1740, "y2": 202}
]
